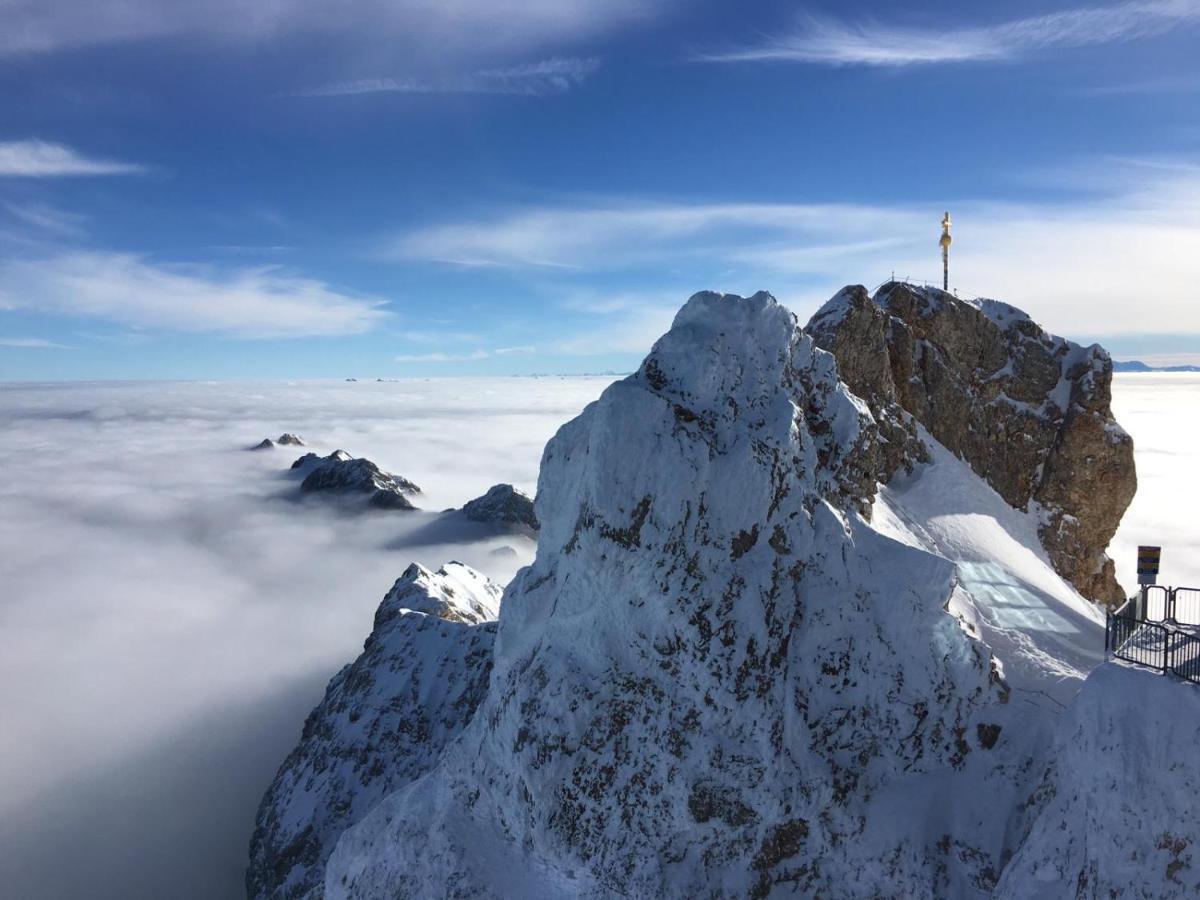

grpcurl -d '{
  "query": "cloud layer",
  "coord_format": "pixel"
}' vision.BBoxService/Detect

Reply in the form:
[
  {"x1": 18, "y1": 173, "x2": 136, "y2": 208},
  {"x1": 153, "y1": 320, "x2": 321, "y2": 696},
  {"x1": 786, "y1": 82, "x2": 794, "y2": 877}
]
[
  {"x1": 704, "y1": 0, "x2": 1200, "y2": 66},
  {"x1": 0, "y1": 376, "x2": 612, "y2": 897},
  {"x1": 0, "y1": 252, "x2": 389, "y2": 338},
  {"x1": 0, "y1": 140, "x2": 145, "y2": 177}
]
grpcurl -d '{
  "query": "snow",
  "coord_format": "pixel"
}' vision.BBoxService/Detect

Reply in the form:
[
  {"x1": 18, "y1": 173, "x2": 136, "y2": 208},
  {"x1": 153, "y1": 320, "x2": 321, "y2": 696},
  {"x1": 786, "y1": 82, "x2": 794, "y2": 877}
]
[
  {"x1": 875, "y1": 431, "x2": 1104, "y2": 705},
  {"x1": 995, "y1": 664, "x2": 1200, "y2": 898}
]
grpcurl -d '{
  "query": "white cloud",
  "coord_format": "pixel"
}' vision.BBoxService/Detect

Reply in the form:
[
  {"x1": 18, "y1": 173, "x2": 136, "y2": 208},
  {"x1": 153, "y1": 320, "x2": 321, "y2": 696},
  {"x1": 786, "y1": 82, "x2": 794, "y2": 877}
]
[
  {"x1": 302, "y1": 57, "x2": 599, "y2": 97},
  {"x1": 0, "y1": 376, "x2": 608, "y2": 895},
  {"x1": 0, "y1": 252, "x2": 390, "y2": 338},
  {"x1": 398, "y1": 329, "x2": 485, "y2": 344},
  {"x1": 393, "y1": 344, "x2": 536, "y2": 362},
  {"x1": 0, "y1": 336, "x2": 68, "y2": 348},
  {"x1": 391, "y1": 158, "x2": 1200, "y2": 338},
  {"x1": 2, "y1": 200, "x2": 88, "y2": 235},
  {"x1": 0, "y1": 140, "x2": 146, "y2": 177},
  {"x1": 0, "y1": 0, "x2": 656, "y2": 59},
  {"x1": 394, "y1": 350, "x2": 491, "y2": 362},
  {"x1": 702, "y1": 0, "x2": 1200, "y2": 66}
]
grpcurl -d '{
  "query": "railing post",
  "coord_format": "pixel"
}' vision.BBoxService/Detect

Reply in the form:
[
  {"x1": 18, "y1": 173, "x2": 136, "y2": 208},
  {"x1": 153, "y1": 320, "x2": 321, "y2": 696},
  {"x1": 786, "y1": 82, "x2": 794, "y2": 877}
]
[
  {"x1": 1168, "y1": 587, "x2": 1176, "y2": 622},
  {"x1": 1164, "y1": 630, "x2": 1174, "y2": 675}
]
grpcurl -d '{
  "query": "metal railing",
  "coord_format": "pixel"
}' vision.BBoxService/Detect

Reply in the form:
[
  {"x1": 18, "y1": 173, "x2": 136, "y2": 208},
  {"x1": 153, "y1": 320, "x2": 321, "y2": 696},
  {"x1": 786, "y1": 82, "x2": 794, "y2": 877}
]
[
  {"x1": 1105, "y1": 590, "x2": 1200, "y2": 686},
  {"x1": 1171, "y1": 588, "x2": 1200, "y2": 626},
  {"x1": 1170, "y1": 630, "x2": 1200, "y2": 683}
]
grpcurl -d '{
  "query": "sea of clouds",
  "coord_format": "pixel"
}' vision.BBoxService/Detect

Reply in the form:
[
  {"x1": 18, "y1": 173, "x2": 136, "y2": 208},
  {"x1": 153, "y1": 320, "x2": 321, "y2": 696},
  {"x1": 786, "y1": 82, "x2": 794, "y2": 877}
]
[
  {"x1": 0, "y1": 376, "x2": 614, "y2": 899},
  {"x1": 0, "y1": 372, "x2": 1193, "y2": 899}
]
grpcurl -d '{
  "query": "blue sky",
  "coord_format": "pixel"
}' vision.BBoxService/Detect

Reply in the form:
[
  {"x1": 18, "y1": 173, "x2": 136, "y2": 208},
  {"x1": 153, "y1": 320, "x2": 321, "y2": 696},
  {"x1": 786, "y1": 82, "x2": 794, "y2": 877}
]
[{"x1": 1, "y1": 0, "x2": 1198, "y2": 380}]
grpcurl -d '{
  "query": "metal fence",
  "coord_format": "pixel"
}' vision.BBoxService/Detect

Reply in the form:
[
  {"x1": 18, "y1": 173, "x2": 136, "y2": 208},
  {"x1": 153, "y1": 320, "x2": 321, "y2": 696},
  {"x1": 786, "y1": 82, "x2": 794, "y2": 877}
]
[
  {"x1": 1106, "y1": 608, "x2": 1170, "y2": 671},
  {"x1": 1171, "y1": 588, "x2": 1200, "y2": 626},
  {"x1": 1106, "y1": 594, "x2": 1200, "y2": 686},
  {"x1": 1171, "y1": 630, "x2": 1200, "y2": 683}
]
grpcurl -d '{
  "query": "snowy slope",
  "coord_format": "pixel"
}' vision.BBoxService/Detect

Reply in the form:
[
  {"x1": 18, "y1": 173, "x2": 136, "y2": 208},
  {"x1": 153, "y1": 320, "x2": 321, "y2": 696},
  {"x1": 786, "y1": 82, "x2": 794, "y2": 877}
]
[
  {"x1": 874, "y1": 432, "x2": 1105, "y2": 706},
  {"x1": 247, "y1": 562, "x2": 501, "y2": 900},
  {"x1": 995, "y1": 664, "x2": 1200, "y2": 899}
]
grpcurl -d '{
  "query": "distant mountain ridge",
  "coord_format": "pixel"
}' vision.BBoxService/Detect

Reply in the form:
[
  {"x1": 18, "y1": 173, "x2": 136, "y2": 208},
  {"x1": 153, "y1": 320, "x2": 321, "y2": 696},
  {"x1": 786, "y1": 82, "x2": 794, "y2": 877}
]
[{"x1": 1113, "y1": 359, "x2": 1200, "y2": 373}]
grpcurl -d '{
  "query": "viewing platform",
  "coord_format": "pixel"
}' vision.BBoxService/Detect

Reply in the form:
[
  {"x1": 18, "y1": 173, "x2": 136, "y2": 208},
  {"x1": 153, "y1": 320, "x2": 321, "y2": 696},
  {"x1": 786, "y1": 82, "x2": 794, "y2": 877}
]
[{"x1": 1106, "y1": 586, "x2": 1200, "y2": 685}]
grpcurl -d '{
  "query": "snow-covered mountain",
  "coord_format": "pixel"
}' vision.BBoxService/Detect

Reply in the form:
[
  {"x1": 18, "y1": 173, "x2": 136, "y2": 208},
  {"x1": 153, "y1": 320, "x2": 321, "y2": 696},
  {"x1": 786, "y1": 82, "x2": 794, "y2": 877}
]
[
  {"x1": 247, "y1": 562, "x2": 501, "y2": 900},
  {"x1": 291, "y1": 450, "x2": 422, "y2": 510},
  {"x1": 252, "y1": 286, "x2": 1196, "y2": 899}
]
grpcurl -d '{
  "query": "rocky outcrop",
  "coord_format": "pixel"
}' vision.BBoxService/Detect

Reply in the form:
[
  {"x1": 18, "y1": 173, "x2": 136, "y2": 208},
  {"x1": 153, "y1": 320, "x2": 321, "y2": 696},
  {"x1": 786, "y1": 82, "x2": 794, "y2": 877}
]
[
  {"x1": 461, "y1": 484, "x2": 539, "y2": 530},
  {"x1": 320, "y1": 292, "x2": 1012, "y2": 897},
  {"x1": 291, "y1": 451, "x2": 421, "y2": 510},
  {"x1": 806, "y1": 282, "x2": 1135, "y2": 605},
  {"x1": 252, "y1": 433, "x2": 306, "y2": 451},
  {"x1": 247, "y1": 562, "x2": 501, "y2": 900}
]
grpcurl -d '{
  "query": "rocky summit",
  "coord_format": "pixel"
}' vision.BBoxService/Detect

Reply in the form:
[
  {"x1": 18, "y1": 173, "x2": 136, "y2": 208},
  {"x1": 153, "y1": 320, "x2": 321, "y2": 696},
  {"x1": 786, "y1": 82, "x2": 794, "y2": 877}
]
[
  {"x1": 461, "y1": 483, "x2": 539, "y2": 530},
  {"x1": 806, "y1": 282, "x2": 1136, "y2": 606},
  {"x1": 253, "y1": 289, "x2": 1187, "y2": 900},
  {"x1": 291, "y1": 451, "x2": 421, "y2": 510}
]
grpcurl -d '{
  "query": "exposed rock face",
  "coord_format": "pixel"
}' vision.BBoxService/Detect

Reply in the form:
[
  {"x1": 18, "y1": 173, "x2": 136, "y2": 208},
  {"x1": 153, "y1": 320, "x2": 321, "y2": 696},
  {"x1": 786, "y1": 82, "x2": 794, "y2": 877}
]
[
  {"x1": 806, "y1": 282, "x2": 1135, "y2": 605},
  {"x1": 321, "y1": 292, "x2": 1013, "y2": 897},
  {"x1": 247, "y1": 563, "x2": 501, "y2": 900},
  {"x1": 461, "y1": 484, "x2": 539, "y2": 530},
  {"x1": 291, "y1": 451, "x2": 421, "y2": 510}
]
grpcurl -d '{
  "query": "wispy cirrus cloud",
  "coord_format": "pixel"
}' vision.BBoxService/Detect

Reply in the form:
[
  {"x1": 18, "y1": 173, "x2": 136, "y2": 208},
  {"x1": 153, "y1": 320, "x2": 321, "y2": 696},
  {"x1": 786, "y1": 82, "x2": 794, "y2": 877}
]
[
  {"x1": 0, "y1": 336, "x2": 69, "y2": 348},
  {"x1": 0, "y1": 140, "x2": 146, "y2": 177},
  {"x1": 2, "y1": 201, "x2": 88, "y2": 235},
  {"x1": 0, "y1": 252, "x2": 389, "y2": 338},
  {"x1": 302, "y1": 57, "x2": 600, "y2": 98},
  {"x1": 394, "y1": 345, "x2": 535, "y2": 363},
  {"x1": 391, "y1": 157, "x2": 1200, "y2": 338},
  {"x1": 0, "y1": 0, "x2": 656, "y2": 60},
  {"x1": 702, "y1": 0, "x2": 1200, "y2": 67}
]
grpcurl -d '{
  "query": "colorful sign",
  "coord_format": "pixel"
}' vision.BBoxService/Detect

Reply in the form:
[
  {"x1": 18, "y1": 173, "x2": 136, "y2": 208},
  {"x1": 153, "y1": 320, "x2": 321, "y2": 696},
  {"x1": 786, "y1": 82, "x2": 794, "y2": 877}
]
[{"x1": 1138, "y1": 545, "x2": 1161, "y2": 586}]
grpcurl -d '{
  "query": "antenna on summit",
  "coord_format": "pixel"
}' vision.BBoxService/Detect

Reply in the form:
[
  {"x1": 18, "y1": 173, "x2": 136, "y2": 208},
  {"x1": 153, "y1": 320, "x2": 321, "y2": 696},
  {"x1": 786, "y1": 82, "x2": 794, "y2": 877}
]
[{"x1": 939, "y1": 211, "x2": 952, "y2": 291}]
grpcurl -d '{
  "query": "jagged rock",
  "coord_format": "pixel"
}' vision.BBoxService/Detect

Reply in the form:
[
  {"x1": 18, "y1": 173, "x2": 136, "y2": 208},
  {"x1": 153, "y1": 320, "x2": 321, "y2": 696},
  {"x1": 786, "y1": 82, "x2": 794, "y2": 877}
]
[
  {"x1": 246, "y1": 562, "x2": 501, "y2": 900},
  {"x1": 253, "y1": 433, "x2": 306, "y2": 451},
  {"x1": 291, "y1": 451, "x2": 421, "y2": 511},
  {"x1": 806, "y1": 282, "x2": 1135, "y2": 605},
  {"x1": 461, "y1": 484, "x2": 539, "y2": 530},
  {"x1": 321, "y1": 291, "x2": 1010, "y2": 897}
]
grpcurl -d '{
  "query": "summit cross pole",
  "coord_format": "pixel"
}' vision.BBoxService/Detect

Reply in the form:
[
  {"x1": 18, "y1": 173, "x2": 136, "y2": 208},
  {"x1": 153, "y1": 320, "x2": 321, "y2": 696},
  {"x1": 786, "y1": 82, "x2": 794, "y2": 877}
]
[{"x1": 939, "y1": 211, "x2": 952, "y2": 292}]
